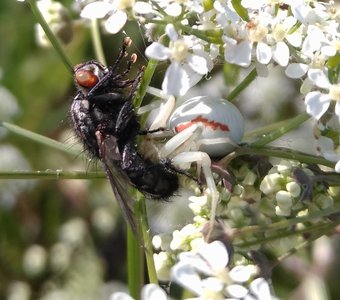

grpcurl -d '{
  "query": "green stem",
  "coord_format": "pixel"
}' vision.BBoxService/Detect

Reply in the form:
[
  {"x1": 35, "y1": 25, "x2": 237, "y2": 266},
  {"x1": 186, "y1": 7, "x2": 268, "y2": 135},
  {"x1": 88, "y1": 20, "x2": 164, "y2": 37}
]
[
  {"x1": 134, "y1": 59, "x2": 158, "y2": 108},
  {"x1": 91, "y1": 19, "x2": 106, "y2": 65},
  {"x1": 178, "y1": 24, "x2": 223, "y2": 44},
  {"x1": 0, "y1": 121, "x2": 80, "y2": 156},
  {"x1": 228, "y1": 68, "x2": 257, "y2": 102},
  {"x1": 28, "y1": 0, "x2": 73, "y2": 74},
  {"x1": 0, "y1": 170, "x2": 104, "y2": 180},
  {"x1": 275, "y1": 222, "x2": 335, "y2": 265},
  {"x1": 226, "y1": 144, "x2": 336, "y2": 168},
  {"x1": 127, "y1": 226, "x2": 143, "y2": 300},
  {"x1": 235, "y1": 203, "x2": 340, "y2": 237},
  {"x1": 235, "y1": 221, "x2": 337, "y2": 248},
  {"x1": 250, "y1": 112, "x2": 311, "y2": 147},
  {"x1": 244, "y1": 116, "x2": 303, "y2": 140},
  {"x1": 136, "y1": 195, "x2": 158, "y2": 284}
]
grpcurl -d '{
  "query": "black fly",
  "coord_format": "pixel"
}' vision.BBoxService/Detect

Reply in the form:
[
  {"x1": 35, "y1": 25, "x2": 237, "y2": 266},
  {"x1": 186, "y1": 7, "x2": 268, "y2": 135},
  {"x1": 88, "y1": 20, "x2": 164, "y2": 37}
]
[{"x1": 71, "y1": 37, "x2": 179, "y2": 233}]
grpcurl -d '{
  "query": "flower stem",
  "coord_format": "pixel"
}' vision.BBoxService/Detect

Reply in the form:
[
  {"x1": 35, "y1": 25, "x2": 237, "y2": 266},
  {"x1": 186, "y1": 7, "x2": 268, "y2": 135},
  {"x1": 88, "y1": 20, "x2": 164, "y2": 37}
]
[
  {"x1": 0, "y1": 121, "x2": 80, "y2": 156},
  {"x1": 235, "y1": 221, "x2": 337, "y2": 248},
  {"x1": 228, "y1": 68, "x2": 257, "y2": 102},
  {"x1": 134, "y1": 59, "x2": 158, "y2": 108},
  {"x1": 127, "y1": 227, "x2": 143, "y2": 300},
  {"x1": 221, "y1": 144, "x2": 335, "y2": 168},
  {"x1": 275, "y1": 222, "x2": 336, "y2": 265},
  {"x1": 0, "y1": 170, "x2": 105, "y2": 180},
  {"x1": 235, "y1": 203, "x2": 340, "y2": 237},
  {"x1": 91, "y1": 18, "x2": 106, "y2": 65},
  {"x1": 250, "y1": 112, "x2": 311, "y2": 146},
  {"x1": 28, "y1": 0, "x2": 73, "y2": 74},
  {"x1": 135, "y1": 194, "x2": 158, "y2": 284}
]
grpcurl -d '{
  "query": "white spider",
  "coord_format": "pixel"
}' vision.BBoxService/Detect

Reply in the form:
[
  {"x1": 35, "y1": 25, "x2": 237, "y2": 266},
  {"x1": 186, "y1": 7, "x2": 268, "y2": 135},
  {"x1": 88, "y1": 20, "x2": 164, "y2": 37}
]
[{"x1": 140, "y1": 93, "x2": 245, "y2": 236}]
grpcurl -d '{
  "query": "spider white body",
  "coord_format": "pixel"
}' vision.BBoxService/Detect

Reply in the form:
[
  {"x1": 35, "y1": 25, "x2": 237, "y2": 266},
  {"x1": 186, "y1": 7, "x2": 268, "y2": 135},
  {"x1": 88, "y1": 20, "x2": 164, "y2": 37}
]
[
  {"x1": 145, "y1": 95, "x2": 245, "y2": 237},
  {"x1": 169, "y1": 96, "x2": 244, "y2": 157}
]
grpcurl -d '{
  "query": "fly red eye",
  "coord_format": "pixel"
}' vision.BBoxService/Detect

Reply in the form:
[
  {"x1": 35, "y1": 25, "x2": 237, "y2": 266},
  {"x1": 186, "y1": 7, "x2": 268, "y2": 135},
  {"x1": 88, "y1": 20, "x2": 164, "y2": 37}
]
[{"x1": 75, "y1": 69, "x2": 99, "y2": 88}]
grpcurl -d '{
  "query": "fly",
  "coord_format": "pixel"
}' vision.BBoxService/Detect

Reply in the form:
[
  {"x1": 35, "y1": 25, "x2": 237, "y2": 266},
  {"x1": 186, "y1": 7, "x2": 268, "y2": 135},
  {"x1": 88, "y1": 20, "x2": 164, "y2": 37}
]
[{"x1": 71, "y1": 37, "x2": 179, "y2": 233}]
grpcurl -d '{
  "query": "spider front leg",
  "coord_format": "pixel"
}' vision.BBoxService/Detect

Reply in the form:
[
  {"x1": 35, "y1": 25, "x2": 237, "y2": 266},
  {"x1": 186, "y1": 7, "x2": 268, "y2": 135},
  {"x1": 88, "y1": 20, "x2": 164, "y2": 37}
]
[{"x1": 159, "y1": 123, "x2": 220, "y2": 238}]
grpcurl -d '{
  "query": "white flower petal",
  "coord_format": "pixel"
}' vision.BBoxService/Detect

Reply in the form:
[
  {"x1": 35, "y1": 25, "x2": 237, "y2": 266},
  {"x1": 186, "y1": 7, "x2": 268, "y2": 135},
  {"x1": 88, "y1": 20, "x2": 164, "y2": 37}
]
[
  {"x1": 286, "y1": 32, "x2": 302, "y2": 48},
  {"x1": 229, "y1": 265, "x2": 253, "y2": 283},
  {"x1": 141, "y1": 284, "x2": 167, "y2": 300},
  {"x1": 164, "y1": 3, "x2": 182, "y2": 17},
  {"x1": 162, "y1": 62, "x2": 190, "y2": 96},
  {"x1": 80, "y1": 2, "x2": 114, "y2": 19},
  {"x1": 307, "y1": 69, "x2": 330, "y2": 89},
  {"x1": 145, "y1": 43, "x2": 171, "y2": 60},
  {"x1": 285, "y1": 63, "x2": 308, "y2": 79},
  {"x1": 323, "y1": 151, "x2": 340, "y2": 163},
  {"x1": 181, "y1": 64, "x2": 203, "y2": 89},
  {"x1": 241, "y1": 0, "x2": 265, "y2": 9},
  {"x1": 187, "y1": 54, "x2": 208, "y2": 75},
  {"x1": 273, "y1": 41, "x2": 289, "y2": 67},
  {"x1": 302, "y1": 26, "x2": 324, "y2": 56},
  {"x1": 171, "y1": 262, "x2": 203, "y2": 295},
  {"x1": 178, "y1": 252, "x2": 214, "y2": 276},
  {"x1": 249, "y1": 278, "x2": 272, "y2": 300},
  {"x1": 165, "y1": 24, "x2": 178, "y2": 41},
  {"x1": 226, "y1": 284, "x2": 249, "y2": 298},
  {"x1": 133, "y1": 2, "x2": 153, "y2": 14},
  {"x1": 321, "y1": 45, "x2": 336, "y2": 57},
  {"x1": 198, "y1": 241, "x2": 229, "y2": 271},
  {"x1": 282, "y1": 16, "x2": 297, "y2": 28},
  {"x1": 105, "y1": 10, "x2": 127, "y2": 34},
  {"x1": 290, "y1": 2, "x2": 309, "y2": 23},
  {"x1": 305, "y1": 91, "x2": 331, "y2": 120},
  {"x1": 256, "y1": 42, "x2": 272, "y2": 65},
  {"x1": 335, "y1": 160, "x2": 340, "y2": 173},
  {"x1": 300, "y1": 77, "x2": 313, "y2": 95},
  {"x1": 201, "y1": 277, "x2": 224, "y2": 292},
  {"x1": 225, "y1": 40, "x2": 252, "y2": 67}
]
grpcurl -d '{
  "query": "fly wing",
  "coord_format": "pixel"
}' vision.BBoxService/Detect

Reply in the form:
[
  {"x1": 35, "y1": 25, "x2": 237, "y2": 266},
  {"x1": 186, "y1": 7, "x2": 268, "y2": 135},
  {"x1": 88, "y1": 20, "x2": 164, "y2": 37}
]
[{"x1": 95, "y1": 131, "x2": 139, "y2": 235}]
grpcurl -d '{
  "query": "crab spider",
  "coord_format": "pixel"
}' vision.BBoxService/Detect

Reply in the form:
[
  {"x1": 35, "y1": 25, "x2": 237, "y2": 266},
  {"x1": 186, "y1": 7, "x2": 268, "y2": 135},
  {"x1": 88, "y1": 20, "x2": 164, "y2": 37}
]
[{"x1": 144, "y1": 95, "x2": 245, "y2": 235}]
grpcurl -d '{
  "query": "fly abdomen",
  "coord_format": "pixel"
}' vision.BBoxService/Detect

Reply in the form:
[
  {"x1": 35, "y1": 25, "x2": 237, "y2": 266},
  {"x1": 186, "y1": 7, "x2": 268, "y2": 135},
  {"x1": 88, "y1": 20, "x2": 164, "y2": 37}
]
[
  {"x1": 120, "y1": 142, "x2": 178, "y2": 199},
  {"x1": 126, "y1": 160, "x2": 179, "y2": 199}
]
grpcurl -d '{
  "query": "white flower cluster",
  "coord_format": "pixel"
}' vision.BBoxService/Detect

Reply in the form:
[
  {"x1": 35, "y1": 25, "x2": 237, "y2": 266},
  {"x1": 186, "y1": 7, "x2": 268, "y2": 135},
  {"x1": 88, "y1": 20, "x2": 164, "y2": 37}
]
[
  {"x1": 260, "y1": 159, "x2": 334, "y2": 217},
  {"x1": 112, "y1": 240, "x2": 276, "y2": 300}
]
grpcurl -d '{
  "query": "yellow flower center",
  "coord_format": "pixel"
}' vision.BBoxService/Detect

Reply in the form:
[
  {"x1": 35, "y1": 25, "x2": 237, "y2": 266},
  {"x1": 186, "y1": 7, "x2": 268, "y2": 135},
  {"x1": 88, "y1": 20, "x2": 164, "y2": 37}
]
[
  {"x1": 248, "y1": 23, "x2": 268, "y2": 43},
  {"x1": 171, "y1": 39, "x2": 189, "y2": 62},
  {"x1": 272, "y1": 24, "x2": 287, "y2": 41},
  {"x1": 329, "y1": 84, "x2": 340, "y2": 102}
]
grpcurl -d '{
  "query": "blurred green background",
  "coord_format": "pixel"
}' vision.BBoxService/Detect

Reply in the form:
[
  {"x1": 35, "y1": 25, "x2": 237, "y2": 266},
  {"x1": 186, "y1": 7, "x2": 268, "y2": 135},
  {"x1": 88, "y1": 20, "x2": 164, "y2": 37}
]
[{"x1": 0, "y1": 1, "x2": 144, "y2": 299}]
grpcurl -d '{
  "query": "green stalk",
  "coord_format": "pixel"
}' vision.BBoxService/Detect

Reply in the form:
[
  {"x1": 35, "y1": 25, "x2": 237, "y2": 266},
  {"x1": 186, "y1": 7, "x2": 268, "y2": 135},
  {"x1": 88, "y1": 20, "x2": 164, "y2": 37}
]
[
  {"x1": 134, "y1": 59, "x2": 158, "y2": 108},
  {"x1": 275, "y1": 222, "x2": 336, "y2": 265},
  {"x1": 28, "y1": 0, "x2": 73, "y2": 74},
  {"x1": 127, "y1": 226, "x2": 143, "y2": 300},
  {"x1": 0, "y1": 170, "x2": 105, "y2": 180},
  {"x1": 235, "y1": 203, "x2": 340, "y2": 236},
  {"x1": 141, "y1": 206, "x2": 158, "y2": 284},
  {"x1": 135, "y1": 194, "x2": 158, "y2": 284},
  {"x1": 0, "y1": 121, "x2": 80, "y2": 156},
  {"x1": 222, "y1": 145, "x2": 335, "y2": 169},
  {"x1": 250, "y1": 112, "x2": 311, "y2": 146},
  {"x1": 228, "y1": 68, "x2": 257, "y2": 102},
  {"x1": 91, "y1": 18, "x2": 106, "y2": 65},
  {"x1": 244, "y1": 116, "x2": 301, "y2": 140},
  {"x1": 235, "y1": 221, "x2": 337, "y2": 248}
]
